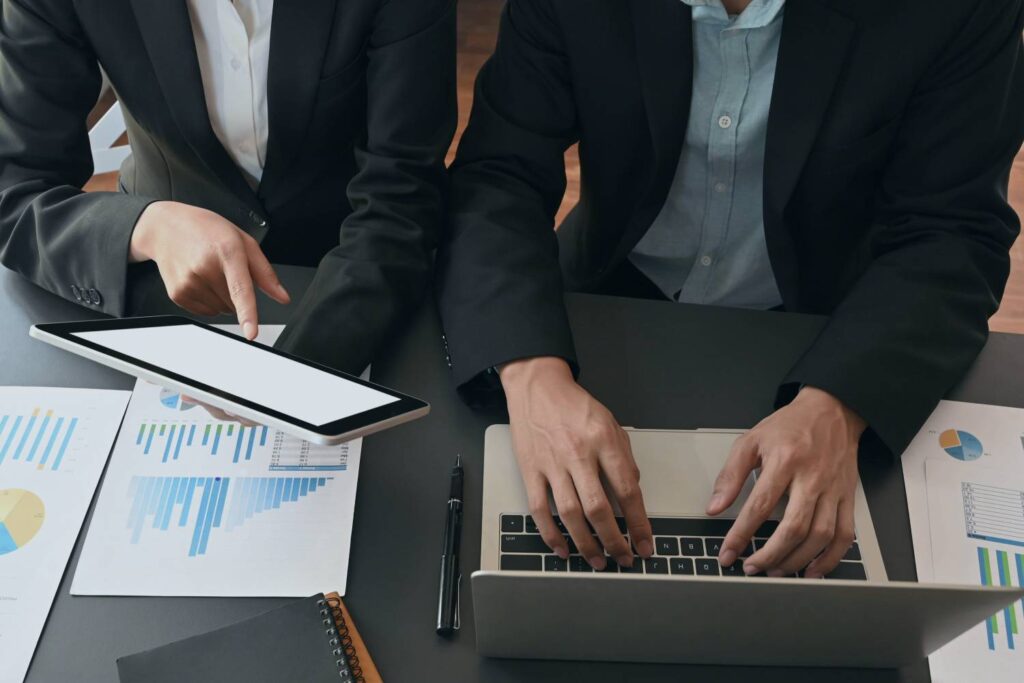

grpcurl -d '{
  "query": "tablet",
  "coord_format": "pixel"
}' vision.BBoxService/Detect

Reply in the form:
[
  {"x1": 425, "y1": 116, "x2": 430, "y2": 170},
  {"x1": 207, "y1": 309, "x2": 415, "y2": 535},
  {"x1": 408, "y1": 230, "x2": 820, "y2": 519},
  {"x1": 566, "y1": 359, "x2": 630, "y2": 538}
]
[{"x1": 30, "y1": 316, "x2": 429, "y2": 445}]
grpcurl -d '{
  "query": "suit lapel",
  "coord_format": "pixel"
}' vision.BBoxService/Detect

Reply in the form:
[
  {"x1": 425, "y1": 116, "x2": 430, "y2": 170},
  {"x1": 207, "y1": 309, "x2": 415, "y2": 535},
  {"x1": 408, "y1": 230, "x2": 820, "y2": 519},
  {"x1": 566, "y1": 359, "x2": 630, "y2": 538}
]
[
  {"x1": 764, "y1": 0, "x2": 857, "y2": 306},
  {"x1": 259, "y1": 0, "x2": 338, "y2": 198},
  {"x1": 128, "y1": 0, "x2": 262, "y2": 211},
  {"x1": 615, "y1": 0, "x2": 694, "y2": 264}
]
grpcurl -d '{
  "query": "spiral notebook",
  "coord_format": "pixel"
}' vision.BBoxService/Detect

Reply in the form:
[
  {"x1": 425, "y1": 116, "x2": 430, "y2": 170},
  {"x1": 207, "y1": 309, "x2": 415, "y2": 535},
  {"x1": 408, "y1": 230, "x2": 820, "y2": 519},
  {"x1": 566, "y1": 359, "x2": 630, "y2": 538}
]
[{"x1": 116, "y1": 593, "x2": 381, "y2": 683}]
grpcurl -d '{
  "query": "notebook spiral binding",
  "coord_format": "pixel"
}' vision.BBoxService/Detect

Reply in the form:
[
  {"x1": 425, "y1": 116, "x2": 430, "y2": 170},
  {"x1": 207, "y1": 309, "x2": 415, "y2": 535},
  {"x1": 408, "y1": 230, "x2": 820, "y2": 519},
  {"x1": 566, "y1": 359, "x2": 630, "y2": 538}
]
[{"x1": 319, "y1": 596, "x2": 364, "y2": 682}]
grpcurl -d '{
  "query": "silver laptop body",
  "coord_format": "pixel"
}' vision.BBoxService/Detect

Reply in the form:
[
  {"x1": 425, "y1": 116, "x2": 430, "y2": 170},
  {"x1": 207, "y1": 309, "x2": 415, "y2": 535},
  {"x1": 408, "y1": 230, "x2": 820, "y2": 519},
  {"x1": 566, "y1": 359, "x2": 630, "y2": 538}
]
[{"x1": 473, "y1": 426, "x2": 1024, "y2": 667}]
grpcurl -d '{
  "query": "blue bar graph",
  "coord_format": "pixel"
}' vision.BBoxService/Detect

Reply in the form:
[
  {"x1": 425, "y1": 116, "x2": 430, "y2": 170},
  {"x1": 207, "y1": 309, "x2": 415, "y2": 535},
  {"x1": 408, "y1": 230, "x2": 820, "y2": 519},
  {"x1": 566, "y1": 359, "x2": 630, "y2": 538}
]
[
  {"x1": 127, "y1": 475, "x2": 333, "y2": 557},
  {"x1": 0, "y1": 409, "x2": 78, "y2": 470}
]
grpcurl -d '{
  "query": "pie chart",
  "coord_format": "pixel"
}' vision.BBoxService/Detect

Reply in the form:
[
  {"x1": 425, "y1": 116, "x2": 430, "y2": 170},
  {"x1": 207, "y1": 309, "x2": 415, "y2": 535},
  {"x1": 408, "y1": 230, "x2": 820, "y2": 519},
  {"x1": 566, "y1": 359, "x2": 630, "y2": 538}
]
[
  {"x1": 939, "y1": 429, "x2": 983, "y2": 461},
  {"x1": 159, "y1": 388, "x2": 195, "y2": 411},
  {"x1": 0, "y1": 489, "x2": 45, "y2": 555}
]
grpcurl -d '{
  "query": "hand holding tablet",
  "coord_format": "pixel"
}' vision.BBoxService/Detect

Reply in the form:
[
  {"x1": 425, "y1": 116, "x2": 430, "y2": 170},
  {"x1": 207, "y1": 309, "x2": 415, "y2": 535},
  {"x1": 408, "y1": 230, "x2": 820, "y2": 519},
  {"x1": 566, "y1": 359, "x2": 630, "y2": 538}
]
[{"x1": 30, "y1": 316, "x2": 429, "y2": 444}]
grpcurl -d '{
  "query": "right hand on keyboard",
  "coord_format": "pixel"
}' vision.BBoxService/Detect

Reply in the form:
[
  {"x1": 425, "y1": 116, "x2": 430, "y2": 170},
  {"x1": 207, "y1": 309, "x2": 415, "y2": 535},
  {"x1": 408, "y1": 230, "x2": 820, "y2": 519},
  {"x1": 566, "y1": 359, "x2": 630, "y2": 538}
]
[{"x1": 499, "y1": 356, "x2": 655, "y2": 570}]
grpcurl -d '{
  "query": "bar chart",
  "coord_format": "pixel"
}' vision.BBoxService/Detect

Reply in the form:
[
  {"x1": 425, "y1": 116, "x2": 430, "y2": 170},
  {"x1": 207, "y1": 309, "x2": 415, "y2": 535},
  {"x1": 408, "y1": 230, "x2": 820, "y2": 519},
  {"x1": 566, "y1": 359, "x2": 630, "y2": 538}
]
[
  {"x1": 131, "y1": 420, "x2": 349, "y2": 471},
  {"x1": 126, "y1": 475, "x2": 333, "y2": 557},
  {"x1": 0, "y1": 407, "x2": 79, "y2": 471},
  {"x1": 977, "y1": 546, "x2": 1024, "y2": 651}
]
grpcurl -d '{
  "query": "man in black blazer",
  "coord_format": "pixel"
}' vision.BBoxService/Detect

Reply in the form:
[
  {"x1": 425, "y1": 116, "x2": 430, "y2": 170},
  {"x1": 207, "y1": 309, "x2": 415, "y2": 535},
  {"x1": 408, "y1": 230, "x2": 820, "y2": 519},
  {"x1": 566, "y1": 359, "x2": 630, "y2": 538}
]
[
  {"x1": 0, "y1": 0, "x2": 455, "y2": 374},
  {"x1": 438, "y1": 0, "x2": 1024, "y2": 577}
]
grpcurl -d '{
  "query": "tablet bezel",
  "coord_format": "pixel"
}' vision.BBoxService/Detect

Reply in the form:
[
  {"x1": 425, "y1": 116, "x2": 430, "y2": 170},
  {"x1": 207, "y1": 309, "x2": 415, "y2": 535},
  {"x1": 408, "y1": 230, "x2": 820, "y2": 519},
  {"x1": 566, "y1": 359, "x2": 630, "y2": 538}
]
[{"x1": 31, "y1": 316, "x2": 429, "y2": 444}]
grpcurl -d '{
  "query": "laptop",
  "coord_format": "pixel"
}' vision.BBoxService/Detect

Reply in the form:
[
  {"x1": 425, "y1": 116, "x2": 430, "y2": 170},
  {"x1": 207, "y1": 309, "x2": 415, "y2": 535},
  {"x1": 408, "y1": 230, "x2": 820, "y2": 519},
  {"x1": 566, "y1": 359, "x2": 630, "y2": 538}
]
[{"x1": 472, "y1": 426, "x2": 1024, "y2": 667}]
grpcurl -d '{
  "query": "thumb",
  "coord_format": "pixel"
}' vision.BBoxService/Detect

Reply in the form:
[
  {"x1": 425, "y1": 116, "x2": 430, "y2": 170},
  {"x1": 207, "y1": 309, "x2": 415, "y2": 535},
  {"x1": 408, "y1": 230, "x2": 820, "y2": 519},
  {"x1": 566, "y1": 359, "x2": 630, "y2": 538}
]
[
  {"x1": 243, "y1": 238, "x2": 290, "y2": 305},
  {"x1": 707, "y1": 434, "x2": 759, "y2": 515}
]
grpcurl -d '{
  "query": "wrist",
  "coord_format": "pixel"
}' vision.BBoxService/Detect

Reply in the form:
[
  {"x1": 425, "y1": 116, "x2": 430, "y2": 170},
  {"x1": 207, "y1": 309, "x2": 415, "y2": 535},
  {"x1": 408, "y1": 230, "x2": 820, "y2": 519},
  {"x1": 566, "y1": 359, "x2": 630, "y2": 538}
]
[
  {"x1": 795, "y1": 386, "x2": 868, "y2": 438},
  {"x1": 498, "y1": 356, "x2": 574, "y2": 395},
  {"x1": 129, "y1": 201, "x2": 172, "y2": 263}
]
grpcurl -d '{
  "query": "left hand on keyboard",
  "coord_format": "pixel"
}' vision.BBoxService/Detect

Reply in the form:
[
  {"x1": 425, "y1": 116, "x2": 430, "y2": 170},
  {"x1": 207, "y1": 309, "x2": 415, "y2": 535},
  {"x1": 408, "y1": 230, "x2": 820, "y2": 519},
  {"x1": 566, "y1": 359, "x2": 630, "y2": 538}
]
[{"x1": 705, "y1": 386, "x2": 867, "y2": 578}]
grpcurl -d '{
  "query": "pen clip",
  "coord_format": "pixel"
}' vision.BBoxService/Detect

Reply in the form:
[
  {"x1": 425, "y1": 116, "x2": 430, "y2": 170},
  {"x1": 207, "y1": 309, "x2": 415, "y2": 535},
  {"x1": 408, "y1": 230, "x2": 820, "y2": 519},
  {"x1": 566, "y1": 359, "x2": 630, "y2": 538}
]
[{"x1": 453, "y1": 573, "x2": 462, "y2": 631}]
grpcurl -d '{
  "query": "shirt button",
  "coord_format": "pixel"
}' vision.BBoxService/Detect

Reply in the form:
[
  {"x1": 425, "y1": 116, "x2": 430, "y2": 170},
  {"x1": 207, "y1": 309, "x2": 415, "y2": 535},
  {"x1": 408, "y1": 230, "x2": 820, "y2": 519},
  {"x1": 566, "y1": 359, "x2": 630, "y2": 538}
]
[
  {"x1": 230, "y1": 57, "x2": 242, "y2": 70},
  {"x1": 714, "y1": 182, "x2": 727, "y2": 193},
  {"x1": 718, "y1": 115, "x2": 733, "y2": 129},
  {"x1": 700, "y1": 255, "x2": 713, "y2": 267}
]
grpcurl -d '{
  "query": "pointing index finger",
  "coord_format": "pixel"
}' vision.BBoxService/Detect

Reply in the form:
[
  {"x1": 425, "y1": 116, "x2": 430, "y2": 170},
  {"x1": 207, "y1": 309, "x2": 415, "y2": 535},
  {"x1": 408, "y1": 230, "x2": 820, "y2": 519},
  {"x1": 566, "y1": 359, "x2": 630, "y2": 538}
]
[{"x1": 220, "y1": 243, "x2": 259, "y2": 339}]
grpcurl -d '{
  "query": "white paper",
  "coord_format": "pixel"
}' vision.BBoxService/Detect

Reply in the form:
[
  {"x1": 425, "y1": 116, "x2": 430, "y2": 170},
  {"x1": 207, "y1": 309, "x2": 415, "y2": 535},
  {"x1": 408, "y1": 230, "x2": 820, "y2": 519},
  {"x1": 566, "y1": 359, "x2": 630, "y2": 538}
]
[
  {"x1": 902, "y1": 400, "x2": 1024, "y2": 682},
  {"x1": 0, "y1": 387, "x2": 131, "y2": 683},
  {"x1": 72, "y1": 326, "x2": 364, "y2": 598}
]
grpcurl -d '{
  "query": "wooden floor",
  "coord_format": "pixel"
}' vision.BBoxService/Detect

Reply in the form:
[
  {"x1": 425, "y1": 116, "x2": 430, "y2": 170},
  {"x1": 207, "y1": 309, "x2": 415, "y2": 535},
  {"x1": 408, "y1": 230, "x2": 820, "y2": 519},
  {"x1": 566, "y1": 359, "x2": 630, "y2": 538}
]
[{"x1": 89, "y1": 0, "x2": 1024, "y2": 334}]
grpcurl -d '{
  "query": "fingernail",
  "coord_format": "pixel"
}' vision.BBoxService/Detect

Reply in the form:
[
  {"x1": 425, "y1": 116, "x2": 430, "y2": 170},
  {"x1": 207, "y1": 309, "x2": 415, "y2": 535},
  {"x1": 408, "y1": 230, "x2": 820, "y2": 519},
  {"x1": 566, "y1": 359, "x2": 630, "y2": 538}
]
[
  {"x1": 617, "y1": 554, "x2": 634, "y2": 568},
  {"x1": 555, "y1": 546, "x2": 569, "y2": 560},
  {"x1": 589, "y1": 555, "x2": 607, "y2": 570},
  {"x1": 637, "y1": 540, "x2": 654, "y2": 558},
  {"x1": 719, "y1": 549, "x2": 736, "y2": 567},
  {"x1": 242, "y1": 321, "x2": 256, "y2": 339},
  {"x1": 743, "y1": 563, "x2": 760, "y2": 575}
]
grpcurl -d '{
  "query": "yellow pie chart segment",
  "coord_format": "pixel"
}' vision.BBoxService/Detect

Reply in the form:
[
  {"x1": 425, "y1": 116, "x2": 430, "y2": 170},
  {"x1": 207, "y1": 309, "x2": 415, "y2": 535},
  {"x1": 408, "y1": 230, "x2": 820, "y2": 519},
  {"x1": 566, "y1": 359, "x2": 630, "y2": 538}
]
[{"x1": 0, "y1": 488, "x2": 45, "y2": 555}]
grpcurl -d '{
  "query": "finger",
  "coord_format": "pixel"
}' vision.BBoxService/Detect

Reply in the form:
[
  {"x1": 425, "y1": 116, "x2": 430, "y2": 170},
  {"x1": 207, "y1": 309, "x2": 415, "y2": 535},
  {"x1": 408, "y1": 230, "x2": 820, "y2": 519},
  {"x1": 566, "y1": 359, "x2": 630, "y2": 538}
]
[
  {"x1": 564, "y1": 460, "x2": 622, "y2": 569},
  {"x1": 524, "y1": 472, "x2": 568, "y2": 559},
  {"x1": 243, "y1": 237, "x2": 290, "y2": 305},
  {"x1": 219, "y1": 242, "x2": 259, "y2": 339},
  {"x1": 707, "y1": 434, "x2": 760, "y2": 515},
  {"x1": 549, "y1": 470, "x2": 609, "y2": 567},
  {"x1": 718, "y1": 462, "x2": 789, "y2": 569},
  {"x1": 603, "y1": 431, "x2": 652, "y2": 559},
  {"x1": 805, "y1": 497, "x2": 856, "y2": 579},
  {"x1": 746, "y1": 485, "x2": 818, "y2": 577},
  {"x1": 773, "y1": 495, "x2": 837, "y2": 576}
]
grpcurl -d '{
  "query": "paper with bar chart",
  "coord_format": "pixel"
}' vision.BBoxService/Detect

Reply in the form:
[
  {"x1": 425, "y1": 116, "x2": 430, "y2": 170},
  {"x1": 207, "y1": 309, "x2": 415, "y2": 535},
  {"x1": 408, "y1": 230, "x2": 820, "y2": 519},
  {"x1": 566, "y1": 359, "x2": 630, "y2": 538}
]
[
  {"x1": 902, "y1": 400, "x2": 1024, "y2": 682},
  {"x1": 0, "y1": 386, "x2": 130, "y2": 683},
  {"x1": 71, "y1": 326, "x2": 365, "y2": 597}
]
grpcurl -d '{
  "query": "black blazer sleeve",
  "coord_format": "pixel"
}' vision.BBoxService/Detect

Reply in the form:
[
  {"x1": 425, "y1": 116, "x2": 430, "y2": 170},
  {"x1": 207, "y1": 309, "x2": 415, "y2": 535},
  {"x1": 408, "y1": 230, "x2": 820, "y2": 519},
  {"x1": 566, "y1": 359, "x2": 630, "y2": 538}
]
[
  {"x1": 274, "y1": 0, "x2": 457, "y2": 375},
  {"x1": 0, "y1": 0, "x2": 156, "y2": 316},
  {"x1": 782, "y1": 0, "x2": 1024, "y2": 454},
  {"x1": 436, "y1": 0, "x2": 579, "y2": 398}
]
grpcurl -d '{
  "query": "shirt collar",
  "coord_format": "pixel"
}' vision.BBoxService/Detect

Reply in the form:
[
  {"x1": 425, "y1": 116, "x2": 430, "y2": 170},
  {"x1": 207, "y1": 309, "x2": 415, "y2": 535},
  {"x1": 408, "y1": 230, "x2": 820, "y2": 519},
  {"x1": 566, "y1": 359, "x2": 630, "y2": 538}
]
[{"x1": 681, "y1": 0, "x2": 786, "y2": 29}]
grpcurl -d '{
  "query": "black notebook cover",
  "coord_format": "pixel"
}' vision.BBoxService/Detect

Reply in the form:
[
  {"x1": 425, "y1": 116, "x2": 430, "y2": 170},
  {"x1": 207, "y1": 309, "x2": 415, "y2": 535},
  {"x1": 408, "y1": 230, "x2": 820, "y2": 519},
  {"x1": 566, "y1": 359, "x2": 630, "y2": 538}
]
[{"x1": 117, "y1": 594, "x2": 354, "y2": 683}]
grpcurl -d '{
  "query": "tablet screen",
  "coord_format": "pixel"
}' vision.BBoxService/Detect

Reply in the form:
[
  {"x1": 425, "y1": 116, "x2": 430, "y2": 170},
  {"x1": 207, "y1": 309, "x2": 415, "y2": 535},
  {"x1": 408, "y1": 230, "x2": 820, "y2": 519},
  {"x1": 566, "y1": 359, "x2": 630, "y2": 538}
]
[{"x1": 73, "y1": 324, "x2": 399, "y2": 426}]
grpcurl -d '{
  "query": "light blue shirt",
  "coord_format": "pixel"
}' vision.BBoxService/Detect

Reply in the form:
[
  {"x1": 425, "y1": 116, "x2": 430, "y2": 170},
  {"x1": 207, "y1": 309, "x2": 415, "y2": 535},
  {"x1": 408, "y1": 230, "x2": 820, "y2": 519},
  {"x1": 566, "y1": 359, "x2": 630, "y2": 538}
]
[{"x1": 630, "y1": 0, "x2": 785, "y2": 309}]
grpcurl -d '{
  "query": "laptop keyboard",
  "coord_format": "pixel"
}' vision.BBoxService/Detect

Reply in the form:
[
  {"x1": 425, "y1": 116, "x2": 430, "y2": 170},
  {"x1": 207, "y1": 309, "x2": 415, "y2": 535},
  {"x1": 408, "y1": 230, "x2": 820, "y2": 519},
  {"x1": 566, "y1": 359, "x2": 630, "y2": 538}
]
[{"x1": 499, "y1": 514, "x2": 867, "y2": 580}]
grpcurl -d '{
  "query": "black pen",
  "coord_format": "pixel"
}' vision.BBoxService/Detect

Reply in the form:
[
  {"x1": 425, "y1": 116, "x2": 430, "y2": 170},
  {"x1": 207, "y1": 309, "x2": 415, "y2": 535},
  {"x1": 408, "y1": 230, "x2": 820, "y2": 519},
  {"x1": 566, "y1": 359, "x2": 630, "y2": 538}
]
[{"x1": 436, "y1": 454, "x2": 464, "y2": 636}]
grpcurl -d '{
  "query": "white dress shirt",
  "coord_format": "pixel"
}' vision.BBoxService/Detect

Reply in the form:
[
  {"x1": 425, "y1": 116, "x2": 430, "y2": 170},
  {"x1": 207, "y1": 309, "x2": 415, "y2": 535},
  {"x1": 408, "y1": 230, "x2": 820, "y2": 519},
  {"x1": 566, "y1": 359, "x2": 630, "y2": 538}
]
[{"x1": 187, "y1": 0, "x2": 273, "y2": 188}]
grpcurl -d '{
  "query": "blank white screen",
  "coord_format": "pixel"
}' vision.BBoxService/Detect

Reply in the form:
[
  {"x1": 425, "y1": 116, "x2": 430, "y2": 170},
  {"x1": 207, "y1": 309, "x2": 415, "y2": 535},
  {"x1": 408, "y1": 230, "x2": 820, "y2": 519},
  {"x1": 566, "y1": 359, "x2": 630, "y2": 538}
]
[{"x1": 74, "y1": 325, "x2": 399, "y2": 426}]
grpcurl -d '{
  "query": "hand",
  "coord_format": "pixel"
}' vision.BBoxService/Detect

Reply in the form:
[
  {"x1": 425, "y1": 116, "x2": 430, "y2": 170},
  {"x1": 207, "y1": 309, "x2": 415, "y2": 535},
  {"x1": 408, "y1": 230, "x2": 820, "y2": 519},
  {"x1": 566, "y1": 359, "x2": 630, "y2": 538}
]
[
  {"x1": 500, "y1": 357, "x2": 653, "y2": 570},
  {"x1": 130, "y1": 201, "x2": 290, "y2": 339},
  {"x1": 707, "y1": 386, "x2": 867, "y2": 578}
]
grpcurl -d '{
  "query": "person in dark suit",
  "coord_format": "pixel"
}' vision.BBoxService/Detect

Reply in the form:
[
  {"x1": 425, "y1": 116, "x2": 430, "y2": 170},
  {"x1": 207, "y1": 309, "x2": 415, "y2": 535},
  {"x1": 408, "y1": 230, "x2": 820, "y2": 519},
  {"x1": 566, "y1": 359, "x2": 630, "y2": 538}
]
[
  {"x1": 0, "y1": 0, "x2": 455, "y2": 375},
  {"x1": 438, "y1": 0, "x2": 1024, "y2": 577}
]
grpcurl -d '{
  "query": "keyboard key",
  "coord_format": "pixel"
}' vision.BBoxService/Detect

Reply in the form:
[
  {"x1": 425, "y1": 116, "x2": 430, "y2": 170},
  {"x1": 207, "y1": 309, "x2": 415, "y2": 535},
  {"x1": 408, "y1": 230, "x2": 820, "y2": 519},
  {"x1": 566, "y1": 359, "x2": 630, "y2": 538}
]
[
  {"x1": 655, "y1": 537, "x2": 680, "y2": 556},
  {"x1": 670, "y1": 558, "x2": 694, "y2": 575},
  {"x1": 752, "y1": 537, "x2": 770, "y2": 550},
  {"x1": 501, "y1": 554, "x2": 542, "y2": 571},
  {"x1": 525, "y1": 516, "x2": 538, "y2": 533},
  {"x1": 644, "y1": 557, "x2": 669, "y2": 574},
  {"x1": 705, "y1": 537, "x2": 725, "y2": 556},
  {"x1": 550, "y1": 516, "x2": 568, "y2": 533},
  {"x1": 720, "y1": 560, "x2": 745, "y2": 577},
  {"x1": 501, "y1": 534, "x2": 551, "y2": 554},
  {"x1": 544, "y1": 555, "x2": 568, "y2": 572},
  {"x1": 696, "y1": 558, "x2": 720, "y2": 576},
  {"x1": 597, "y1": 557, "x2": 619, "y2": 573},
  {"x1": 738, "y1": 541, "x2": 755, "y2": 557},
  {"x1": 680, "y1": 538, "x2": 705, "y2": 556},
  {"x1": 501, "y1": 515, "x2": 524, "y2": 533},
  {"x1": 619, "y1": 557, "x2": 643, "y2": 573},
  {"x1": 844, "y1": 543, "x2": 862, "y2": 561},
  {"x1": 754, "y1": 520, "x2": 780, "y2": 537},
  {"x1": 825, "y1": 562, "x2": 867, "y2": 581},
  {"x1": 650, "y1": 517, "x2": 734, "y2": 536},
  {"x1": 569, "y1": 555, "x2": 594, "y2": 572}
]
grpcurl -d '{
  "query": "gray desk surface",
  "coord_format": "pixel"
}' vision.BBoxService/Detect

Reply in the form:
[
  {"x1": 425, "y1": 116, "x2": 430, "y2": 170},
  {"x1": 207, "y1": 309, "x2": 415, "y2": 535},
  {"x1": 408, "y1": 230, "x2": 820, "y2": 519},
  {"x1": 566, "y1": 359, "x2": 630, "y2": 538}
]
[{"x1": 4, "y1": 265, "x2": 1023, "y2": 683}]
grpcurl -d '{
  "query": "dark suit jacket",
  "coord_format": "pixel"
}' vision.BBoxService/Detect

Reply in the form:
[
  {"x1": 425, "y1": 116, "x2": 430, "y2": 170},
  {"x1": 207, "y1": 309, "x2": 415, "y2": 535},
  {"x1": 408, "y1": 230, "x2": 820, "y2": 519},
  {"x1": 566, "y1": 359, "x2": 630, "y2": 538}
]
[
  {"x1": 437, "y1": 0, "x2": 1024, "y2": 455},
  {"x1": 0, "y1": 0, "x2": 456, "y2": 375}
]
